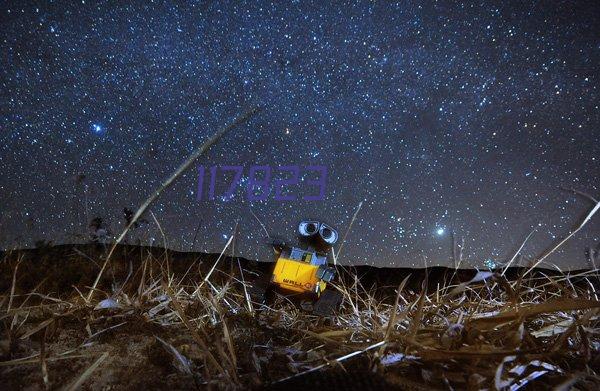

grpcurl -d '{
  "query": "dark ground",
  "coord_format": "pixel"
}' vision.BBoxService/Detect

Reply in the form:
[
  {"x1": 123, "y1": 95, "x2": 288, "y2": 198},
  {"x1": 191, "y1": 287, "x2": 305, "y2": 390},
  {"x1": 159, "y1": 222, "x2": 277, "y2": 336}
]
[{"x1": 1, "y1": 244, "x2": 599, "y2": 390}]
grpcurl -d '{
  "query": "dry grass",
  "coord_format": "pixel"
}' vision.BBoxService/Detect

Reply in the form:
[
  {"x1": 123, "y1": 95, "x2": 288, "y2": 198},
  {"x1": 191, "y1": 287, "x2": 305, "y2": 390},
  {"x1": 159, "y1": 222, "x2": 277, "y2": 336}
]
[{"x1": 1, "y1": 246, "x2": 599, "y2": 390}]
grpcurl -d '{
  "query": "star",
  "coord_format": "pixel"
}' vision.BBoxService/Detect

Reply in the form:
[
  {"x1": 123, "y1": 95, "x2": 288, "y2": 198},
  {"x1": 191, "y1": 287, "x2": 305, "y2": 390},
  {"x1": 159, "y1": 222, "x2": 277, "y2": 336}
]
[{"x1": 91, "y1": 123, "x2": 105, "y2": 135}]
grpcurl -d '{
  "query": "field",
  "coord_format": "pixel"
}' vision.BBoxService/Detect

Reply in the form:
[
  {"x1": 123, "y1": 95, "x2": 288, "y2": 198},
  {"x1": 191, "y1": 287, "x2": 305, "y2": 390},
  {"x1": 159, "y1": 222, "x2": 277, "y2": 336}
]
[{"x1": 1, "y1": 244, "x2": 599, "y2": 390}]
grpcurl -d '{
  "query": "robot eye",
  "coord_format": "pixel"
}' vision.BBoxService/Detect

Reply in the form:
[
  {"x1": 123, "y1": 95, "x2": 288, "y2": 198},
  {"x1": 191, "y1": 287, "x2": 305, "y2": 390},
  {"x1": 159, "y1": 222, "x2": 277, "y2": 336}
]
[
  {"x1": 298, "y1": 220, "x2": 320, "y2": 236},
  {"x1": 319, "y1": 224, "x2": 338, "y2": 245}
]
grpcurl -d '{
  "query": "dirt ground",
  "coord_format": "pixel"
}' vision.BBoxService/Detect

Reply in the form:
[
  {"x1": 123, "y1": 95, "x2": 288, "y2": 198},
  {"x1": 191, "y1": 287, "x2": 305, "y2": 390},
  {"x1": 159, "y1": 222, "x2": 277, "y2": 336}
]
[{"x1": 1, "y1": 244, "x2": 600, "y2": 390}]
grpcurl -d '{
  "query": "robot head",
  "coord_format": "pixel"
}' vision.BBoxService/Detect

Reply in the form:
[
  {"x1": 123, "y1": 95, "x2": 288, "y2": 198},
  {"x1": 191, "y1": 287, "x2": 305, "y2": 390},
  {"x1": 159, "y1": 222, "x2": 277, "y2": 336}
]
[{"x1": 298, "y1": 220, "x2": 338, "y2": 252}]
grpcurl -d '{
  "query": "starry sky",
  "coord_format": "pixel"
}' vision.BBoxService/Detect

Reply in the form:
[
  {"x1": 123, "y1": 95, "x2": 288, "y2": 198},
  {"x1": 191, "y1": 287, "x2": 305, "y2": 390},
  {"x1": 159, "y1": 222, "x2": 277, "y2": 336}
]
[{"x1": 1, "y1": 1, "x2": 599, "y2": 268}]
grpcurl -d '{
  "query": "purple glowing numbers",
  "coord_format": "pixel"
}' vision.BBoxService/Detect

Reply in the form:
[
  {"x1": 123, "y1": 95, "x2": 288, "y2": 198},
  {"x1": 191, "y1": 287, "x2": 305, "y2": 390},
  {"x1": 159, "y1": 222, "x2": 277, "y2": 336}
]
[
  {"x1": 273, "y1": 165, "x2": 299, "y2": 201},
  {"x1": 221, "y1": 166, "x2": 243, "y2": 201},
  {"x1": 247, "y1": 165, "x2": 271, "y2": 201},
  {"x1": 196, "y1": 165, "x2": 327, "y2": 202},
  {"x1": 303, "y1": 165, "x2": 327, "y2": 201},
  {"x1": 208, "y1": 165, "x2": 217, "y2": 200}
]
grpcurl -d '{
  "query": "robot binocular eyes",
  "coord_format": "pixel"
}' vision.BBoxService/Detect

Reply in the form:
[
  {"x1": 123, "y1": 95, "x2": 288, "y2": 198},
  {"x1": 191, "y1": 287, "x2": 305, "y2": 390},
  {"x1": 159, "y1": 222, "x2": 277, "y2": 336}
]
[
  {"x1": 298, "y1": 220, "x2": 338, "y2": 245},
  {"x1": 319, "y1": 224, "x2": 338, "y2": 245},
  {"x1": 298, "y1": 221, "x2": 320, "y2": 237}
]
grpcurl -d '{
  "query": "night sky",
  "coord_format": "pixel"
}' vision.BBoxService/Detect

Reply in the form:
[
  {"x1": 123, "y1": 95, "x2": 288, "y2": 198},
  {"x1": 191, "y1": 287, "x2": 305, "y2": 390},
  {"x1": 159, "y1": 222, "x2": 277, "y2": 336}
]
[{"x1": 1, "y1": 1, "x2": 599, "y2": 268}]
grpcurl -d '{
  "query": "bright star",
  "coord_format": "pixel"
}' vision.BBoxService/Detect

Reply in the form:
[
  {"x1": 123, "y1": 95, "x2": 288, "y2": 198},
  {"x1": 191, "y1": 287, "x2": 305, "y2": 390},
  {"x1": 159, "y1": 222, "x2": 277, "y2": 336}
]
[
  {"x1": 436, "y1": 227, "x2": 445, "y2": 236},
  {"x1": 91, "y1": 123, "x2": 105, "y2": 135}
]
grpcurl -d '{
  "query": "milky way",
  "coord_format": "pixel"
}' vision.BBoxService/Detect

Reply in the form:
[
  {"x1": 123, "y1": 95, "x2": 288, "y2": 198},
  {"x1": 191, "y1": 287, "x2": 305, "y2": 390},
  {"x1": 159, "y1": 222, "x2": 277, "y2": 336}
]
[{"x1": 1, "y1": 1, "x2": 599, "y2": 268}]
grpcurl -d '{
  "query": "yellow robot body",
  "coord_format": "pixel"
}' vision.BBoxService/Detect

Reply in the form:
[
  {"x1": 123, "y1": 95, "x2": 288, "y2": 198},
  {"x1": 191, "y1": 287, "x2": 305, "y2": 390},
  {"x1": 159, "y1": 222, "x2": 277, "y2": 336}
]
[
  {"x1": 261, "y1": 221, "x2": 340, "y2": 315},
  {"x1": 271, "y1": 247, "x2": 332, "y2": 296},
  {"x1": 272, "y1": 255, "x2": 326, "y2": 295}
]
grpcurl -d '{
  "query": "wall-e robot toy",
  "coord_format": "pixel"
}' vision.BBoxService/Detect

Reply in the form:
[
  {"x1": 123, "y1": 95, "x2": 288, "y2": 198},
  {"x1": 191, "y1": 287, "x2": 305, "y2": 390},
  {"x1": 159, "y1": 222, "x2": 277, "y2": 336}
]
[{"x1": 251, "y1": 220, "x2": 343, "y2": 316}]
